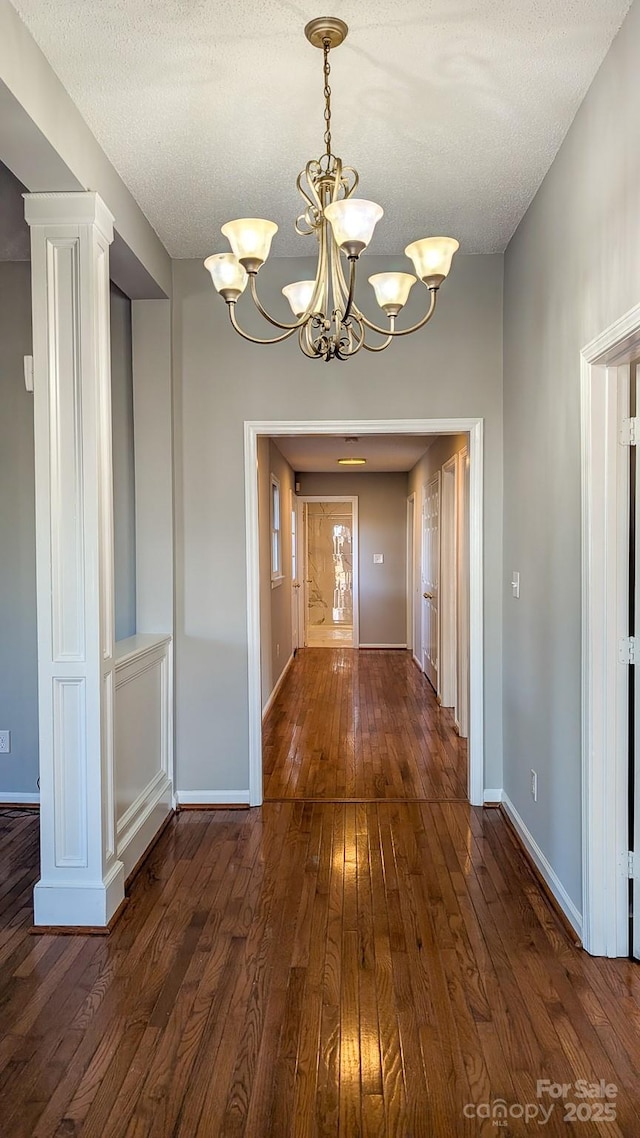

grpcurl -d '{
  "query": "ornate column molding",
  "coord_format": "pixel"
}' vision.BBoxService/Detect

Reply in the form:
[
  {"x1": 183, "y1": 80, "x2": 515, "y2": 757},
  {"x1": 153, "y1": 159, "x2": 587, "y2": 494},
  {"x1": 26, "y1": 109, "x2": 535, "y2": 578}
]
[{"x1": 25, "y1": 191, "x2": 124, "y2": 928}]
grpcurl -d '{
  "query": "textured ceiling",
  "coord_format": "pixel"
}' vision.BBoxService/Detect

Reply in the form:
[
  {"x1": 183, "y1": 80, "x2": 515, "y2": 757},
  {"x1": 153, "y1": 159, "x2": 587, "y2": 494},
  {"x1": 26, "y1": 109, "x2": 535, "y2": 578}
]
[
  {"x1": 272, "y1": 434, "x2": 437, "y2": 472},
  {"x1": 9, "y1": 0, "x2": 631, "y2": 258}
]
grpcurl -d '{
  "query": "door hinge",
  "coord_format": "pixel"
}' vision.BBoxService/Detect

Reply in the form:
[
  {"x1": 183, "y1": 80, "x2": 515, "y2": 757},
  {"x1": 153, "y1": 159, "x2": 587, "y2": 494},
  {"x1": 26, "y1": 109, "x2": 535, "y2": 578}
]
[
  {"x1": 620, "y1": 417, "x2": 639, "y2": 446},
  {"x1": 618, "y1": 636, "x2": 637, "y2": 665},
  {"x1": 627, "y1": 851, "x2": 639, "y2": 879}
]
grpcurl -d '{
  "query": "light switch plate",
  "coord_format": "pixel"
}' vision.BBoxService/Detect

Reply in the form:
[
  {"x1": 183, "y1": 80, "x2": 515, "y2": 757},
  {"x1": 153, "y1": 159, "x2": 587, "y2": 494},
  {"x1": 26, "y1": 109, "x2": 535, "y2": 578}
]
[
  {"x1": 373, "y1": 553, "x2": 384, "y2": 564},
  {"x1": 511, "y1": 571, "x2": 520, "y2": 599}
]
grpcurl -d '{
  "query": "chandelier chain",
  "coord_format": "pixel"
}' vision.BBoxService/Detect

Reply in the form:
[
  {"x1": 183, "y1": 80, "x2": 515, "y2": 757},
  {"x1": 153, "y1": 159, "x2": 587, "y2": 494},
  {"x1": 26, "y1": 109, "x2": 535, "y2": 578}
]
[{"x1": 323, "y1": 38, "x2": 332, "y2": 158}]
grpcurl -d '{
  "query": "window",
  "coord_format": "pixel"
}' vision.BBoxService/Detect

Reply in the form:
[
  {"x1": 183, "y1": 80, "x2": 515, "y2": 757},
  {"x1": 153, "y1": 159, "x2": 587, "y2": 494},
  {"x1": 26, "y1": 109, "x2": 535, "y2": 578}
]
[{"x1": 271, "y1": 475, "x2": 283, "y2": 584}]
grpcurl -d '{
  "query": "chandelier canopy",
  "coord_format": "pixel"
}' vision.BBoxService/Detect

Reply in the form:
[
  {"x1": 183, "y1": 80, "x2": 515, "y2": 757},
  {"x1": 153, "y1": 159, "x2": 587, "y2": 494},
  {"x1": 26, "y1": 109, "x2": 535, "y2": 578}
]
[{"x1": 205, "y1": 17, "x2": 459, "y2": 362}]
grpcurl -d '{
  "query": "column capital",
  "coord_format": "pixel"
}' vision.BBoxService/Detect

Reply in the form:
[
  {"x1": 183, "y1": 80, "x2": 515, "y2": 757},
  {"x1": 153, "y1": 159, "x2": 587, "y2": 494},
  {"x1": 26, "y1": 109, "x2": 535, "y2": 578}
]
[{"x1": 24, "y1": 191, "x2": 114, "y2": 243}]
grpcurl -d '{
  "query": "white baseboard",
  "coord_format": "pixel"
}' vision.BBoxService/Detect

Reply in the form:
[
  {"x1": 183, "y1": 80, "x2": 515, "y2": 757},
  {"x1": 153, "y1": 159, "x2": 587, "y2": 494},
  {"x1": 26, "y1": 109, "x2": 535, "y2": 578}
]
[
  {"x1": 176, "y1": 791, "x2": 251, "y2": 807},
  {"x1": 116, "y1": 772, "x2": 173, "y2": 880},
  {"x1": 483, "y1": 788, "x2": 503, "y2": 804},
  {"x1": 501, "y1": 792, "x2": 582, "y2": 938},
  {"x1": 412, "y1": 652, "x2": 422, "y2": 670},
  {"x1": 262, "y1": 652, "x2": 295, "y2": 721},
  {"x1": 0, "y1": 791, "x2": 40, "y2": 805},
  {"x1": 359, "y1": 643, "x2": 408, "y2": 649}
]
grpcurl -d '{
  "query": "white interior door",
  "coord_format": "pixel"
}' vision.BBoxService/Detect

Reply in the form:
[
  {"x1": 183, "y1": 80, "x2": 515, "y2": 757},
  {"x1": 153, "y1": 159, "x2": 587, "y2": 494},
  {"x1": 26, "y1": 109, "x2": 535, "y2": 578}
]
[
  {"x1": 406, "y1": 494, "x2": 415, "y2": 653},
  {"x1": 421, "y1": 474, "x2": 440, "y2": 690},
  {"x1": 290, "y1": 491, "x2": 300, "y2": 654},
  {"x1": 628, "y1": 364, "x2": 633, "y2": 960},
  {"x1": 456, "y1": 447, "x2": 470, "y2": 738},
  {"x1": 439, "y1": 457, "x2": 458, "y2": 708}
]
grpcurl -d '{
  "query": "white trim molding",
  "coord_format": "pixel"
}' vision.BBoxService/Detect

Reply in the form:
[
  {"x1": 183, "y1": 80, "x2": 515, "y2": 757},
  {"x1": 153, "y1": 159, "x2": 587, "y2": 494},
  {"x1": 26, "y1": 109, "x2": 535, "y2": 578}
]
[
  {"x1": 359, "y1": 643, "x2": 408, "y2": 649},
  {"x1": 581, "y1": 302, "x2": 640, "y2": 956},
  {"x1": 26, "y1": 192, "x2": 125, "y2": 929},
  {"x1": 483, "y1": 789, "x2": 503, "y2": 805},
  {"x1": 176, "y1": 791, "x2": 251, "y2": 807},
  {"x1": 114, "y1": 635, "x2": 173, "y2": 879},
  {"x1": 502, "y1": 793, "x2": 583, "y2": 940},
  {"x1": 245, "y1": 419, "x2": 485, "y2": 808},
  {"x1": 262, "y1": 652, "x2": 295, "y2": 720},
  {"x1": 0, "y1": 792, "x2": 40, "y2": 806}
]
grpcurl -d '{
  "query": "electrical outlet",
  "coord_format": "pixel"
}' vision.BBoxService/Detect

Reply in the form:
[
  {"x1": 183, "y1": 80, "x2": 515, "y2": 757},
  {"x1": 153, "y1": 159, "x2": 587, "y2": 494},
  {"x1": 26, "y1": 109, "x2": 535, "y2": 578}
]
[
  {"x1": 0, "y1": 730, "x2": 10, "y2": 754},
  {"x1": 530, "y1": 769, "x2": 538, "y2": 801},
  {"x1": 276, "y1": 643, "x2": 280, "y2": 658}
]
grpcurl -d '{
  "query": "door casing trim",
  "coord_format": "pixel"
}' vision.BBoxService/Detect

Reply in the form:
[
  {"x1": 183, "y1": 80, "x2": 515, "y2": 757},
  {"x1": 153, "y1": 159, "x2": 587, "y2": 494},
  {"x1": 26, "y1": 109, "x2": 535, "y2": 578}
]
[
  {"x1": 581, "y1": 302, "x2": 640, "y2": 955},
  {"x1": 244, "y1": 418, "x2": 484, "y2": 807}
]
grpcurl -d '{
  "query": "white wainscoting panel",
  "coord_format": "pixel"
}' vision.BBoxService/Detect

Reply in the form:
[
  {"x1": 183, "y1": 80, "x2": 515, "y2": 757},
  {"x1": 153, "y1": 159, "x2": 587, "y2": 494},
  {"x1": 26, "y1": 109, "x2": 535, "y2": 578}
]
[{"x1": 114, "y1": 634, "x2": 173, "y2": 878}]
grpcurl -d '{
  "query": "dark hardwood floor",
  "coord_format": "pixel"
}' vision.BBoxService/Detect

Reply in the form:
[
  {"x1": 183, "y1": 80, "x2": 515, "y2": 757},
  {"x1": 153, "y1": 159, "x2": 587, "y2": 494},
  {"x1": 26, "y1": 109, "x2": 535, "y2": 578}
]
[
  {"x1": 2, "y1": 650, "x2": 640, "y2": 1135},
  {"x1": 263, "y1": 649, "x2": 467, "y2": 801},
  {"x1": 1, "y1": 804, "x2": 640, "y2": 1135}
]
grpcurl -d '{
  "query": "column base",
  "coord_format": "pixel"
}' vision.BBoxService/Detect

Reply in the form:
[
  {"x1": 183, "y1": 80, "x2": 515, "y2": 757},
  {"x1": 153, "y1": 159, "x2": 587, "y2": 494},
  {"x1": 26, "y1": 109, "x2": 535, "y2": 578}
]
[{"x1": 33, "y1": 859, "x2": 125, "y2": 929}]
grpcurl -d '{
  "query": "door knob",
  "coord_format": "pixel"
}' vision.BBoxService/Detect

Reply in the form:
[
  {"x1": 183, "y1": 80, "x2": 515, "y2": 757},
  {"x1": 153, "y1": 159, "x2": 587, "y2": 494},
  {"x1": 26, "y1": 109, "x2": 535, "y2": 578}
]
[
  {"x1": 293, "y1": 583, "x2": 301, "y2": 589},
  {"x1": 423, "y1": 591, "x2": 433, "y2": 599}
]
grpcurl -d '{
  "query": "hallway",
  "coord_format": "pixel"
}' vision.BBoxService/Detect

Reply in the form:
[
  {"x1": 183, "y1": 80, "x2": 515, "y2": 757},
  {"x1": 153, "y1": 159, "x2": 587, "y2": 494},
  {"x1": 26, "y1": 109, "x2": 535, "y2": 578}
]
[{"x1": 263, "y1": 649, "x2": 467, "y2": 801}]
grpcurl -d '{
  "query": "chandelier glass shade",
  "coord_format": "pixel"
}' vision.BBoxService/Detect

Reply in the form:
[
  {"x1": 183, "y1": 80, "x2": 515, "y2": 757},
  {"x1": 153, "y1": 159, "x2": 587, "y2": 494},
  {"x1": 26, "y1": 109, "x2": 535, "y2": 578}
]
[{"x1": 204, "y1": 16, "x2": 459, "y2": 362}]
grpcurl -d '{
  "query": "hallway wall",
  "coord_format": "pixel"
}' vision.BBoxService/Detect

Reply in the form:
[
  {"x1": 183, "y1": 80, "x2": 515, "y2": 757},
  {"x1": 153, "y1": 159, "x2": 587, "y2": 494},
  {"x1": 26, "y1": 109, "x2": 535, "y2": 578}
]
[
  {"x1": 297, "y1": 471, "x2": 409, "y2": 647},
  {"x1": 172, "y1": 251, "x2": 504, "y2": 797},
  {"x1": 503, "y1": 0, "x2": 640, "y2": 915},
  {"x1": 0, "y1": 260, "x2": 37, "y2": 797},
  {"x1": 111, "y1": 283, "x2": 137, "y2": 642}
]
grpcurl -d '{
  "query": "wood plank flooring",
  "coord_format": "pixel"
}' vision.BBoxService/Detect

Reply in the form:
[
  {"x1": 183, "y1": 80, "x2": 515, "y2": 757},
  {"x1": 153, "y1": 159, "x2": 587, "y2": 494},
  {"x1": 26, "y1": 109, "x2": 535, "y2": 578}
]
[
  {"x1": 263, "y1": 649, "x2": 467, "y2": 801},
  {"x1": 3, "y1": 650, "x2": 640, "y2": 1136},
  {"x1": 1, "y1": 804, "x2": 640, "y2": 1136}
]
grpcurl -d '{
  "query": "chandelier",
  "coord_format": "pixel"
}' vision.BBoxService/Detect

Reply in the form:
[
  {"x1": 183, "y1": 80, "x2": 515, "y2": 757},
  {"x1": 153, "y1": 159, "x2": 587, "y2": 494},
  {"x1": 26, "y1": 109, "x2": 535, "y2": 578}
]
[{"x1": 204, "y1": 16, "x2": 459, "y2": 362}]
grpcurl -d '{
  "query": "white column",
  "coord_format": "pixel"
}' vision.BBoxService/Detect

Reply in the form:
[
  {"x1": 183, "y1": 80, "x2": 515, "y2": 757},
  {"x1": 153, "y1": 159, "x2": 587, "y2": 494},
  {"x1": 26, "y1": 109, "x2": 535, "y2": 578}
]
[{"x1": 25, "y1": 192, "x2": 124, "y2": 928}]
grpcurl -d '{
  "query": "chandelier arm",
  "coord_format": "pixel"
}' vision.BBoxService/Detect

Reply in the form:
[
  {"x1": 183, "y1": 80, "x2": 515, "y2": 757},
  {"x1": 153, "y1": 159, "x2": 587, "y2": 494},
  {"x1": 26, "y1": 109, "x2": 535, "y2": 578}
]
[
  {"x1": 300, "y1": 326, "x2": 324, "y2": 359},
  {"x1": 228, "y1": 303, "x2": 299, "y2": 345},
  {"x1": 333, "y1": 244, "x2": 352, "y2": 310},
  {"x1": 358, "y1": 288, "x2": 438, "y2": 337},
  {"x1": 342, "y1": 257, "x2": 358, "y2": 323},
  {"x1": 361, "y1": 315, "x2": 396, "y2": 352},
  {"x1": 248, "y1": 276, "x2": 308, "y2": 332},
  {"x1": 247, "y1": 228, "x2": 327, "y2": 331},
  {"x1": 343, "y1": 316, "x2": 366, "y2": 357}
]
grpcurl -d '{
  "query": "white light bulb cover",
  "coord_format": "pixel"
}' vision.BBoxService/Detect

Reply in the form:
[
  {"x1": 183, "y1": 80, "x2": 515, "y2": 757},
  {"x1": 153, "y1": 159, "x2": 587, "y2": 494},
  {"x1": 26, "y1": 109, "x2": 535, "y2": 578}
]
[
  {"x1": 404, "y1": 236, "x2": 459, "y2": 284},
  {"x1": 368, "y1": 271, "x2": 416, "y2": 313},
  {"x1": 324, "y1": 198, "x2": 383, "y2": 256},
  {"x1": 282, "y1": 280, "x2": 316, "y2": 317},
  {"x1": 221, "y1": 218, "x2": 278, "y2": 269},
  {"x1": 204, "y1": 252, "x2": 248, "y2": 298}
]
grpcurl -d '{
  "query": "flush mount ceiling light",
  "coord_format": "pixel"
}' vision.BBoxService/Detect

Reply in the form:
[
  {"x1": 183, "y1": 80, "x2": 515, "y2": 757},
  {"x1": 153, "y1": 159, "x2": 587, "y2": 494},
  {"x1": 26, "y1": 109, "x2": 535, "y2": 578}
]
[
  {"x1": 338, "y1": 457, "x2": 367, "y2": 465},
  {"x1": 204, "y1": 16, "x2": 459, "y2": 363}
]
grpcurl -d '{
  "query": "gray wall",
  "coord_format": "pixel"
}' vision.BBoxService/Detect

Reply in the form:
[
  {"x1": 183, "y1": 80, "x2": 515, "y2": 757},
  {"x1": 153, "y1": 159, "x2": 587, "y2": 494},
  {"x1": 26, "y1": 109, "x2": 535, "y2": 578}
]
[
  {"x1": 0, "y1": 160, "x2": 29, "y2": 261},
  {"x1": 111, "y1": 282, "x2": 137, "y2": 642},
  {"x1": 298, "y1": 472, "x2": 409, "y2": 646},
  {"x1": 258, "y1": 439, "x2": 295, "y2": 708},
  {"x1": 172, "y1": 251, "x2": 503, "y2": 795},
  {"x1": 0, "y1": 261, "x2": 37, "y2": 794},
  {"x1": 503, "y1": 0, "x2": 640, "y2": 913}
]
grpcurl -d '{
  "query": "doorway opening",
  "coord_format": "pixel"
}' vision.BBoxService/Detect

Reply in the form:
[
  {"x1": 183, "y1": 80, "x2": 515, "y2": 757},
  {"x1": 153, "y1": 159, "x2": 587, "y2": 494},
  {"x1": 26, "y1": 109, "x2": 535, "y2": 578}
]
[{"x1": 245, "y1": 418, "x2": 485, "y2": 808}]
